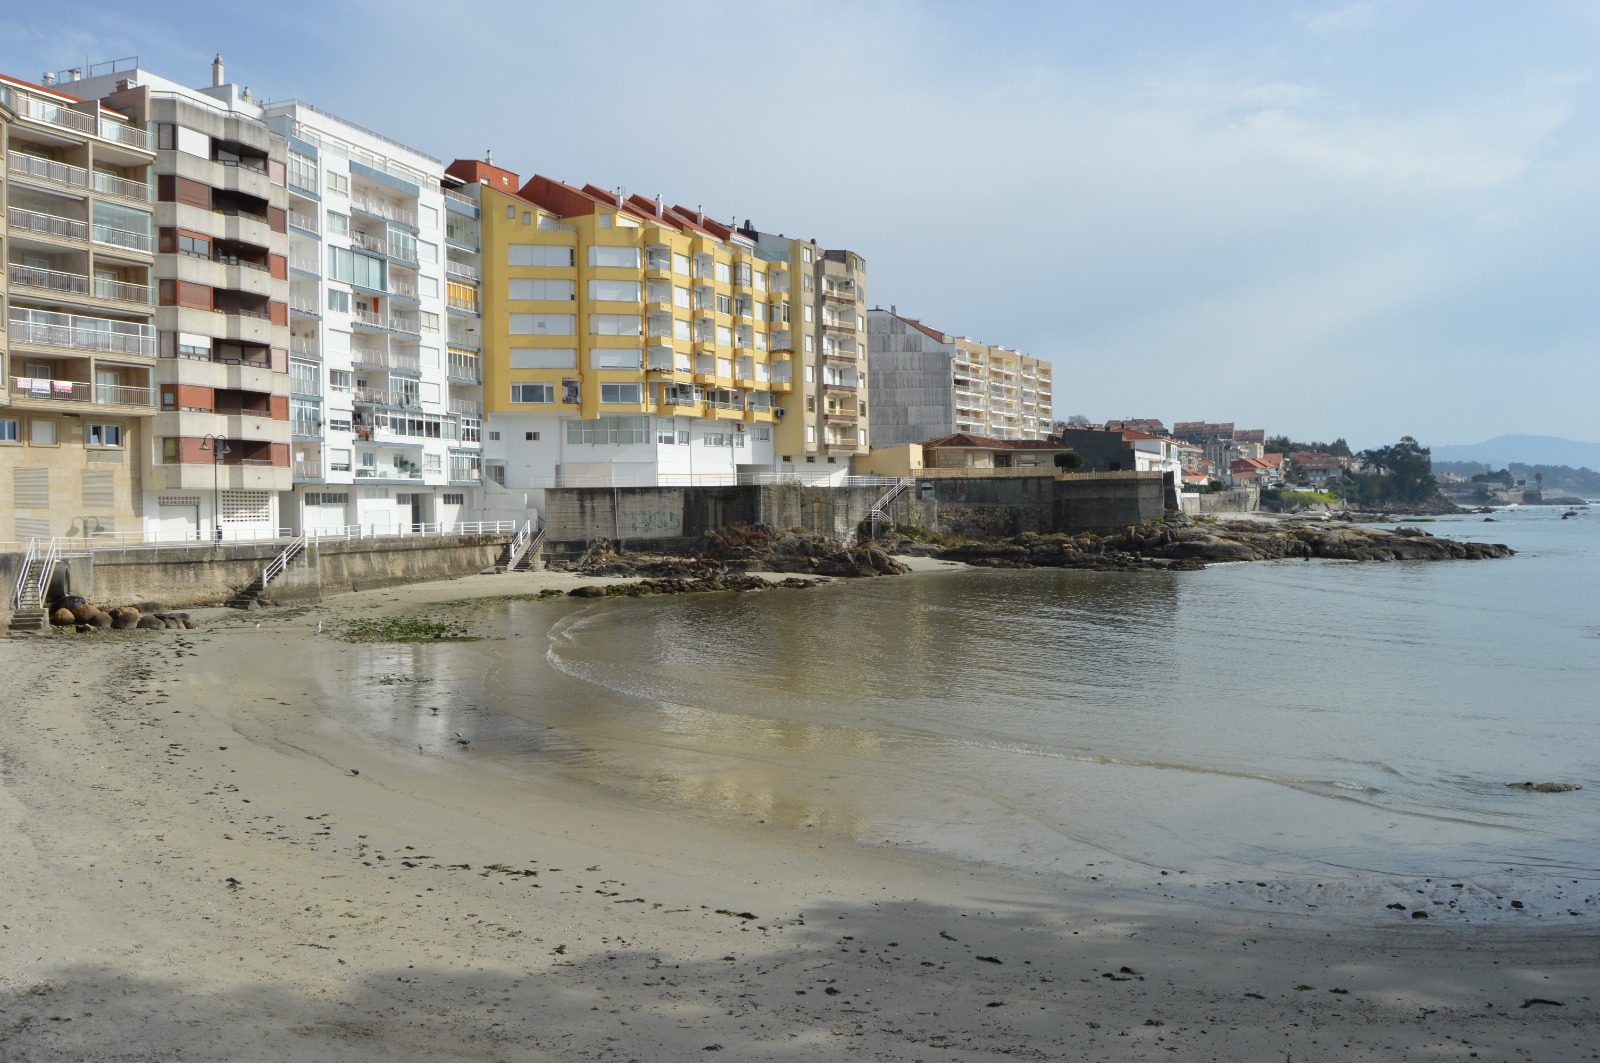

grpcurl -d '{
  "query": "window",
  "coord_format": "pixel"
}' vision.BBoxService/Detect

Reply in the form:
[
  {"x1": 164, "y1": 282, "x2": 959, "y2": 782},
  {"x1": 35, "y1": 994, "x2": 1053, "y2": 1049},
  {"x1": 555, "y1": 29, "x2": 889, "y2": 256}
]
[
  {"x1": 716, "y1": 326, "x2": 732, "y2": 347},
  {"x1": 704, "y1": 432, "x2": 726, "y2": 447},
  {"x1": 806, "y1": 425, "x2": 816, "y2": 444},
  {"x1": 305, "y1": 492, "x2": 350, "y2": 506},
  {"x1": 805, "y1": 363, "x2": 815, "y2": 382},
  {"x1": 658, "y1": 425, "x2": 677, "y2": 445},
  {"x1": 0, "y1": 419, "x2": 19, "y2": 443},
  {"x1": 677, "y1": 430, "x2": 690, "y2": 445},
  {"x1": 804, "y1": 335, "x2": 815, "y2": 353},
  {"x1": 599, "y1": 383, "x2": 642, "y2": 404},
  {"x1": 290, "y1": 360, "x2": 321, "y2": 394},
  {"x1": 673, "y1": 253, "x2": 691, "y2": 276},
  {"x1": 590, "y1": 348, "x2": 641, "y2": 370},
  {"x1": 442, "y1": 493, "x2": 465, "y2": 506},
  {"x1": 329, "y1": 448, "x2": 352, "y2": 471},
  {"x1": 673, "y1": 319, "x2": 691, "y2": 341},
  {"x1": 510, "y1": 313, "x2": 575, "y2": 335},
  {"x1": 565, "y1": 416, "x2": 648, "y2": 444},
  {"x1": 178, "y1": 234, "x2": 209, "y2": 258},
  {"x1": 511, "y1": 383, "x2": 555, "y2": 403},
  {"x1": 589, "y1": 279, "x2": 641, "y2": 301},
  {"x1": 509, "y1": 348, "x2": 577, "y2": 369},
  {"x1": 590, "y1": 314, "x2": 642, "y2": 336},
  {"x1": 589, "y1": 245, "x2": 640, "y2": 269},
  {"x1": 753, "y1": 425, "x2": 771, "y2": 441},
  {"x1": 329, "y1": 369, "x2": 352, "y2": 392},
  {"x1": 807, "y1": 396, "x2": 816, "y2": 413},
  {"x1": 523, "y1": 431, "x2": 540, "y2": 441},
  {"x1": 31, "y1": 419, "x2": 57, "y2": 445},
  {"x1": 509, "y1": 278, "x2": 576, "y2": 301},
  {"x1": 424, "y1": 453, "x2": 443, "y2": 475},
  {"x1": 803, "y1": 247, "x2": 813, "y2": 263},
  {"x1": 327, "y1": 212, "x2": 349, "y2": 237},
  {"x1": 716, "y1": 294, "x2": 732, "y2": 315},
  {"x1": 326, "y1": 171, "x2": 348, "y2": 196},
  {"x1": 512, "y1": 244, "x2": 576, "y2": 270},
  {"x1": 161, "y1": 438, "x2": 179, "y2": 462},
  {"x1": 420, "y1": 205, "x2": 438, "y2": 229},
  {"x1": 328, "y1": 289, "x2": 351, "y2": 314},
  {"x1": 715, "y1": 262, "x2": 731, "y2": 283},
  {"x1": 674, "y1": 285, "x2": 691, "y2": 308},
  {"x1": 803, "y1": 305, "x2": 814, "y2": 322},
  {"x1": 733, "y1": 263, "x2": 752, "y2": 286}
]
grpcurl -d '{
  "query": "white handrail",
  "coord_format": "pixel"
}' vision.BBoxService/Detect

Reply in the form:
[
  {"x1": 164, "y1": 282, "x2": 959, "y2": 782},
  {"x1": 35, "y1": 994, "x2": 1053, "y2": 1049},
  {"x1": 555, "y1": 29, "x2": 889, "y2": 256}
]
[
  {"x1": 14, "y1": 538, "x2": 38, "y2": 609},
  {"x1": 35, "y1": 537, "x2": 61, "y2": 609},
  {"x1": 261, "y1": 533, "x2": 307, "y2": 587}
]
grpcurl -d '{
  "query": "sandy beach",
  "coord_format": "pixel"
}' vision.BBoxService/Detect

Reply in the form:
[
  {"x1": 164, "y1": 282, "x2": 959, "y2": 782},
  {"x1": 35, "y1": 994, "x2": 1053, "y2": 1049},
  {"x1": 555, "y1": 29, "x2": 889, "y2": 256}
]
[{"x1": 2, "y1": 565, "x2": 1595, "y2": 1061}]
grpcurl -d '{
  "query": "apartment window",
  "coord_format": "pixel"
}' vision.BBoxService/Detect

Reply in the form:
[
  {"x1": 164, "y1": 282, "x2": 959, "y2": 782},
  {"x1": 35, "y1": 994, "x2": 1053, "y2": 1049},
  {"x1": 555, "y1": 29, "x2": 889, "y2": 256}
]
[
  {"x1": 754, "y1": 272, "x2": 767, "y2": 291},
  {"x1": 591, "y1": 348, "x2": 642, "y2": 370},
  {"x1": 590, "y1": 314, "x2": 642, "y2": 336},
  {"x1": 329, "y1": 448, "x2": 352, "y2": 471},
  {"x1": 178, "y1": 234, "x2": 209, "y2": 258},
  {"x1": 565, "y1": 416, "x2": 648, "y2": 444},
  {"x1": 442, "y1": 493, "x2": 465, "y2": 506},
  {"x1": 524, "y1": 212, "x2": 533, "y2": 225},
  {"x1": 805, "y1": 426, "x2": 816, "y2": 444},
  {"x1": 511, "y1": 313, "x2": 575, "y2": 335},
  {"x1": 805, "y1": 364, "x2": 815, "y2": 382},
  {"x1": 673, "y1": 319, "x2": 691, "y2": 341},
  {"x1": 0, "y1": 419, "x2": 20, "y2": 443},
  {"x1": 420, "y1": 205, "x2": 438, "y2": 229},
  {"x1": 326, "y1": 172, "x2": 348, "y2": 196},
  {"x1": 424, "y1": 453, "x2": 443, "y2": 475},
  {"x1": 599, "y1": 383, "x2": 642, "y2": 404},
  {"x1": 290, "y1": 360, "x2": 321, "y2": 395},
  {"x1": 328, "y1": 289, "x2": 351, "y2": 314},
  {"x1": 804, "y1": 336, "x2": 815, "y2": 353},
  {"x1": 329, "y1": 370, "x2": 352, "y2": 393},
  {"x1": 677, "y1": 430, "x2": 690, "y2": 445},
  {"x1": 161, "y1": 438, "x2": 178, "y2": 462},
  {"x1": 732, "y1": 263, "x2": 752, "y2": 286},
  {"x1": 327, "y1": 212, "x2": 350, "y2": 237},
  {"x1": 803, "y1": 305, "x2": 814, "y2": 322},
  {"x1": 803, "y1": 247, "x2": 813, "y2": 263},
  {"x1": 714, "y1": 262, "x2": 731, "y2": 283},
  {"x1": 590, "y1": 279, "x2": 641, "y2": 302},
  {"x1": 674, "y1": 285, "x2": 691, "y2": 308},
  {"x1": 716, "y1": 294, "x2": 732, "y2": 315},
  {"x1": 509, "y1": 348, "x2": 577, "y2": 369},
  {"x1": 806, "y1": 396, "x2": 816, "y2": 413},
  {"x1": 523, "y1": 431, "x2": 540, "y2": 441},
  {"x1": 509, "y1": 278, "x2": 576, "y2": 300},
  {"x1": 511, "y1": 383, "x2": 555, "y2": 403},
  {"x1": 598, "y1": 213, "x2": 613, "y2": 228},
  {"x1": 31, "y1": 419, "x2": 58, "y2": 445},
  {"x1": 305, "y1": 493, "x2": 349, "y2": 506},
  {"x1": 589, "y1": 245, "x2": 640, "y2": 269},
  {"x1": 753, "y1": 425, "x2": 771, "y2": 441},
  {"x1": 704, "y1": 432, "x2": 727, "y2": 448},
  {"x1": 506, "y1": 205, "x2": 516, "y2": 219}
]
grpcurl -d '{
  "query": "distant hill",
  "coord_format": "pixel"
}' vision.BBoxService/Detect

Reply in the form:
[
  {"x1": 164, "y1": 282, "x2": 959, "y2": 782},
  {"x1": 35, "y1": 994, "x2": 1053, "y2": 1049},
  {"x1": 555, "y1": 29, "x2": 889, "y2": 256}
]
[{"x1": 1428, "y1": 435, "x2": 1600, "y2": 468}]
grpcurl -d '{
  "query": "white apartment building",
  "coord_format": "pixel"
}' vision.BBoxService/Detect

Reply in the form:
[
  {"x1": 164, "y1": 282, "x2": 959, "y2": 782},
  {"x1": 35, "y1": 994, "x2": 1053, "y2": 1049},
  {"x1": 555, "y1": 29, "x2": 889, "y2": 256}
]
[{"x1": 262, "y1": 100, "x2": 482, "y2": 533}]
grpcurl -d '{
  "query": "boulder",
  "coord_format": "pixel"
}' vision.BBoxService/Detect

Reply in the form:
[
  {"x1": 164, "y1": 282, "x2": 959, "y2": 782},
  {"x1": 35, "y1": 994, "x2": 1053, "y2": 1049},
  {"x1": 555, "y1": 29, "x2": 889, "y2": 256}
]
[
  {"x1": 111, "y1": 612, "x2": 140, "y2": 630},
  {"x1": 51, "y1": 607, "x2": 76, "y2": 627},
  {"x1": 136, "y1": 616, "x2": 166, "y2": 630},
  {"x1": 136, "y1": 601, "x2": 167, "y2": 615},
  {"x1": 1506, "y1": 782, "x2": 1582, "y2": 793},
  {"x1": 570, "y1": 585, "x2": 608, "y2": 598},
  {"x1": 70, "y1": 602, "x2": 97, "y2": 624},
  {"x1": 88, "y1": 610, "x2": 113, "y2": 628}
]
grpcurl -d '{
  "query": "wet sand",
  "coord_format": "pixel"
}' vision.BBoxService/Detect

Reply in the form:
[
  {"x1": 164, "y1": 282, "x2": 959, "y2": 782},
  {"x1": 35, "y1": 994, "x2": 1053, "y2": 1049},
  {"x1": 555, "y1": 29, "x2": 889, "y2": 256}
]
[{"x1": 1, "y1": 566, "x2": 1595, "y2": 1061}]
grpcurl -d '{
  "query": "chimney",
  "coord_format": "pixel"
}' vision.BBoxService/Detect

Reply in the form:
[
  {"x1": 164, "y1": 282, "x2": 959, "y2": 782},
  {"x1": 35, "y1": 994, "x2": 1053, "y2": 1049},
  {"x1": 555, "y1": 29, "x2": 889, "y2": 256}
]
[
  {"x1": 41, "y1": 71, "x2": 55, "y2": 85},
  {"x1": 486, "y1": 149, "x2": 493, "y2": 164},
  {"x1": 241, "y1": 86, "x2": 252, "y2": 102},
  {"x1": 212, "y1": 54, "x2": 224, "y2": 87},
  {"x1": 67, "y1": 68, "x2": 81, "y2": 82}
]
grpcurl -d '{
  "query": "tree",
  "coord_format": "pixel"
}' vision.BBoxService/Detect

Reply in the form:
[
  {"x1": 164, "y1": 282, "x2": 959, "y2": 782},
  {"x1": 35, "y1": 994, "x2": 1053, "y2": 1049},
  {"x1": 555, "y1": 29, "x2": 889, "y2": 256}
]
[
  {"x1": 1054, "y1": 450, "x2": 1084, "y2": 471},
  {"x1": 1342, "y1": 436, "x2": 1439, "y2": 508}
]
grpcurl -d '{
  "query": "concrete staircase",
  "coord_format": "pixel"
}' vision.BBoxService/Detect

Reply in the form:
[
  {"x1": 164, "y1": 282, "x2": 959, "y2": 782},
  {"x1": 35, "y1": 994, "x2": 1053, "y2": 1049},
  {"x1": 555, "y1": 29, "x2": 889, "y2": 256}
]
[
  {"x1": 494, "y1": 521, "x2": 543, "y2": 573},
  {"x1": 226, "y1": 534, "x2": 306, "y2": 609},
  {"x1": 8, "y1": 541, "x2": 54, "y2": 635}
]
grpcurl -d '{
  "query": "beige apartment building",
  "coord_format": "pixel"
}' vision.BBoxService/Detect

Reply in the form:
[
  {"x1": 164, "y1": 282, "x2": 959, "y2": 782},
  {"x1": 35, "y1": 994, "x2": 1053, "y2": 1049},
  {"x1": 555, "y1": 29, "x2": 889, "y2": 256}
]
[
  {"x1": 1, "y1": 71, "x2": 157, "y2": 541},
  {"x1": 865, "y1": 307, "x2": 1053, "y2": 446}
]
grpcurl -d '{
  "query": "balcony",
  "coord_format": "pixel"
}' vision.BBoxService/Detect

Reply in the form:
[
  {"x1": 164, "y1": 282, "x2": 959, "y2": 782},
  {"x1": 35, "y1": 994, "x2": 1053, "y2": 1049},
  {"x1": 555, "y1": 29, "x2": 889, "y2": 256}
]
[
  {"x1": 350, "y1": 192, "x2": 417, "y2": 228},
  {"x1": 92, "y1": 170, "x2": 152, "y2": 202},
  {"x1": 288, "y1": 210, "x2": 320, "y2": 235},
  {"x1": 447, "y1": 398, "x2": 483, "y2": 417},
  {"x1": 8, "y1": 151, "x2": 89, "y2": 190},
  {"x1": 352, "y1": 386, "x2": 422, "y2": 408},
  {"x1": 11, "y1": 375, "x2": 155, "y2": 409},
  {"x1": 8, "y1": 263, "x2": 88, "y2": 297},
  {"x1": 9, "y1": 206, "x2": 88, "y2": 242},
  {"x1": 353, "y1": 308, "x2": 421, "y2": 335},
  {"x1": 355, "y1": 466, "x2": 423, "y2": 482},
  {"x1": 821, "y1": 285, "x2": 856, "y2": 303},
  {"x1": 445, "y1": 257, "x2": 479, "y2": 282},
  {"x1": 93, "y1": 224, "x2": 154, "y2": 254},
  {"x1": 351, "y1": 346, "x2": 421, "y2": 373},
  {"x1": 447, "y1": 352, "x2": 481, "y2": 382},
  {"x1": 9, "y1": 307, "x2": 155, "y2": 355}
]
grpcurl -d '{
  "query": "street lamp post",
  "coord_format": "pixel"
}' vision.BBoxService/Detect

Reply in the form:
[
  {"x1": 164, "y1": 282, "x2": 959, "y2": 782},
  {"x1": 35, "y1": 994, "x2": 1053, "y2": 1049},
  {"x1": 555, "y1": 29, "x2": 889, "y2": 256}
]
[{"x1": 200, "y1": 434, "x2": 230, "y2": 544}]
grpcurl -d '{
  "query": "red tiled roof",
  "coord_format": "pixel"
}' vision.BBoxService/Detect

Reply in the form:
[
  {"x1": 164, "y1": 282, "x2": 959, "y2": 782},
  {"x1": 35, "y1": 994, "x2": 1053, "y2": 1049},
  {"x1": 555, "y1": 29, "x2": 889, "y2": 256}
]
[{"x1": 893, "y1": 315, "x2": 946, "y2": 343}]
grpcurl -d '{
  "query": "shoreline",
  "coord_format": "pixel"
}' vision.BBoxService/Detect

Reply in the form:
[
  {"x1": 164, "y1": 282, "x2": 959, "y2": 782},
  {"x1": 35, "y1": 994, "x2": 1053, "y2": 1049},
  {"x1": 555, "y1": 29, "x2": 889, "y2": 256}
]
[{"x1": 3, "y1": 561, "x2": 1596, "y2": 1059}]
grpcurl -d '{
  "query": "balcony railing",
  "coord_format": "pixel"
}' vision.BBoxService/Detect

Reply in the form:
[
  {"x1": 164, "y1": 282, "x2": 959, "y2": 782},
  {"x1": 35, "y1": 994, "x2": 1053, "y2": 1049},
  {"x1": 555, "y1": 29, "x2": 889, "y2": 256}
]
[
  {"x1": 99, "y1": 117, "x2": 152, "y2": 150},
  {"x1": 350, "y1": 192, "x2": 417, "y2": 227},
  {"x1": 446, "y1": 293, "x2": 479, "y2": 313},
  {"x1": 448, "y1": 399, "x2": 483, "y2": 417},
  {"x1": 352, "y1": 386, "x2": 422, "y2": 407},
  {"x1": 290, "y1": 255, "x2": 319, "y2": 274},
  {"x1": 389, "y1": 279, "x2": 419, "y2": 299},
  {"x1": 92, "y1": 170, "x2": 152, "y2": 201},
  {"x1": 291, "y1": 337, "x2": 319, "y2": 357},
  {"x1": 447, "y1": 353, "x2": 481, "y2": 380},
  {"x1": 445, "y1": 257, "x2": 479, "y2": 281},
  {"x1": 292, "y1": 419, "x2": 322, "y2": 437},
  {"x1": 288, "y1": 210, "x2": 320, "y2": 233},
  {"x1": 352, "y1": 346, "x2": 421, "y2": 373},
  {"x1": 8, "y1": 151, "x2": 89, "y2": 189},
  {"x1": 8, "y1": 206, "x2": 89, "y2": 242},
  {"x1": 93, "y1": 224, "x2": 154, "y2": 253},
  {"x1": 13, "y1": 92, "x2": 98, "y2": 135},
  {"x1": 9, "y1": 263, "x2": 89, "y2": 296},
  {"x1": 353, "y1": 308, "x2": 420, "y2": 334},
  {"x1": 293, "y1": 460, "x2": 323, "y2": 479},
  {"x1": 442, "y1": 187, "x2": 477, "y2": 209},
  {"x1": 96, "y1": 276, "x2": 153, "y2": 303},
  {"x1": 9, "y1": 307, "x2": 156, "y2": 355},
  {"x1": 351, "y1": 232, "x2": 387, "y2": 256},
  {"x1": 11, "y1": 376, "x2": 155, "y2": 407},
  {"x1": 355, "y1": 467, "x2": 423, "y2": 481},
  {"x1": 289, "y1": 298, "x2": 321, "y2": 316}
]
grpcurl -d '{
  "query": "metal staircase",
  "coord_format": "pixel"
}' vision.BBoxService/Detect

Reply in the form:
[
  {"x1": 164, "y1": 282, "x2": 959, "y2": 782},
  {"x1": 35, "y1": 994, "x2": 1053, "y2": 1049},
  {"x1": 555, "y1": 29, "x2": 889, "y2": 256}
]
[
  {"x1": 865, "y1": 477, "x2": 916, "y2": 540},
  {"x1": 226, "y1": 533, "x2": 307, "y2": 608},
  {"x1": 8, "y1": 538, "x2": 58, "y2": 634},
  {"x1": 496, "y1": 520, "x2": 545, "y2": 572}
]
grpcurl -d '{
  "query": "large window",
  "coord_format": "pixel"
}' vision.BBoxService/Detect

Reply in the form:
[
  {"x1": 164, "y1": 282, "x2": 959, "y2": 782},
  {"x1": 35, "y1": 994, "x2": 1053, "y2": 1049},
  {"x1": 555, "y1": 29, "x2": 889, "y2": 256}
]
[
  {"x1": 509, "y1": 244, "x2": 575, "y2": 267},
  {"x1": 589, "y1": 279, "x2": 641, "y2": 302},
  {"x1": 509, "y1": 348, "x2": 577, "y2": 369},
  {"x1": 86, "y1": 422, "x2": 123, "y2": 446},
  {"x1": 589, "y1": 245, "x2": 640, "y2": 269},
  {"x1": 591, "y1": 349, "x2": 642, "y2": 370},
  {"x1": 566, "y1": 415, "x2": 648, "y2": 444},
  {"x1": 673, "y1": 253, "x2": 691, "y2": 276},
  {"x1": 327, "y1": 247, "x2": 386, "y2": 290},
  {"x1": 599, "y1": 383, "x2": 643, "y2": 404},
  {"x1": 509, "y1": 278, "x2": 575, "y2": 301},
  {"x1": 590, "y1": 314, "x2": 641, "y2": 336},
  {"x1": 510, "y1": 313, "x2": 575, "y2": 335},
  {"x1": 511, "y1": 383, "x2": 554, "y2": 403}
]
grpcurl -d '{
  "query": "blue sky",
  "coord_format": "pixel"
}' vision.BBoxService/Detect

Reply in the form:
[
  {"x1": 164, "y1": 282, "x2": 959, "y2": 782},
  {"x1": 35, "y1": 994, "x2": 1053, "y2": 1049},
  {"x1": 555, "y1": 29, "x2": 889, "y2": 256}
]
[{"x1": 5, "y1": 0, "x2": 1596, "y2": 450}]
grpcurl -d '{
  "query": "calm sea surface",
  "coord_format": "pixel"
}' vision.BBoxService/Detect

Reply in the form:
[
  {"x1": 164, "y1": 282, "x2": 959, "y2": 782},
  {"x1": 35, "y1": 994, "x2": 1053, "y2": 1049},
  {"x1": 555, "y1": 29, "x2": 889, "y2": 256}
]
[{"x1": 329, "y1": 505, "x2": 1599, "y2": 921}]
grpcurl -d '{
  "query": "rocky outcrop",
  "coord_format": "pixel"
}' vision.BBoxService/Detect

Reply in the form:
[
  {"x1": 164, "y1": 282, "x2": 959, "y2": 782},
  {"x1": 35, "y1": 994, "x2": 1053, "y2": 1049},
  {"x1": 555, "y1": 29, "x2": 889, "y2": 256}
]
[
  {"x1": 41, "y1": 596, "x2": 196, "y2": 633},
  {"x1": 913, "y1": 517, "x2": 1512, "y2": 571},
  {"x1": 569, "y1": 574, "x2": 820, "y2": 600},
  {"x1": 557, "y1": 529, "x2": 909, "y2": 583}
]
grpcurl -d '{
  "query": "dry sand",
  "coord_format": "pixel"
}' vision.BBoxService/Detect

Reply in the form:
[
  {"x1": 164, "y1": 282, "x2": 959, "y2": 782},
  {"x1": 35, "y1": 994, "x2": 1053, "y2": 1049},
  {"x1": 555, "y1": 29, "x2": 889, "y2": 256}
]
[{"x1": 1, "y1": 565, "x2": 1595, "y2": 1061}]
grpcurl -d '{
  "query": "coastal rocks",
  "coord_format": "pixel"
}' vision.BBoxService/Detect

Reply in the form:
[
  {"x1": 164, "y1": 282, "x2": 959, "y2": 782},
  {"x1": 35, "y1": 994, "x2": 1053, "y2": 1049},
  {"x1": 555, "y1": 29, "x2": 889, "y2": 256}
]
[
  {"x1": 568, "y1": 574, "x2": 818, "y2": 600},
  {"x1": 565, "y1": 528, "x2": 908, "y2": 582},
  {"x1": 923, "y1": 518, "x2": 1513, "y2": 571},
  {"x1": 1506, "y1": 782, "x2": 1583, "y2": 793},
  {"x1": 42, "y1": 596, "x2": 196, "y2": 634}
]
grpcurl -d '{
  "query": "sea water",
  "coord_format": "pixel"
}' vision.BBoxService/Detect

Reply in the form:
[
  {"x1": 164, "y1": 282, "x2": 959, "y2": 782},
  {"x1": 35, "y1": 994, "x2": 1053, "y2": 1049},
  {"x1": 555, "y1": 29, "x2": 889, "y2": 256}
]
[{"x1": 333, "y1": 505, "x2": 1600, "y2": 921}]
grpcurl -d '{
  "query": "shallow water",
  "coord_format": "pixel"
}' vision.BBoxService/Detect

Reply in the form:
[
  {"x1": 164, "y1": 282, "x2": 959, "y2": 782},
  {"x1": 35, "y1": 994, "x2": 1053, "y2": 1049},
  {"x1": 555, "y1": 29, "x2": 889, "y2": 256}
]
[{"x1": 327, "y1": 506, "x2": 1600, "y2": 923}]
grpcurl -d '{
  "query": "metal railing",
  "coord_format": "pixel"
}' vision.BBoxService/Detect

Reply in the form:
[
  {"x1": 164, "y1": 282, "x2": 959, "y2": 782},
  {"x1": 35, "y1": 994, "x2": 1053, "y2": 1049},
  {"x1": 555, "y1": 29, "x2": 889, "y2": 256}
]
[
  {"x1": 351, "y1": 231, "x2": 387, "y2": 255},
  {"x1": 9, "y1": 308, "x2": 156, "y2": 355},
  {"x1": 448, "y1": 398, "x2": 483, "y2": 417},
  {"x1": 7, "y1": 377, "x2": 155, "y2": 408},
  {"x1": 13, "y1": 538, "x2": 39, "y2": 610},
  {"x1": 9, "y1": 149, "x2": 90, "y2": 188},
  {"x1": 92, "y1": 170, "x2": 152, "y2": 201},
  {"x1": 350, "y1": 191, "x2": 417, "y2": 227},
  {"x1": 95, "y1": 276, "x2": 153, "y2": 303},
  {"x1": 352, "y1": 347, "x2": 421, "y2": 372},
  {"x1": 445, "y1": 257, "x2": 479, "y2": 281},
  {"x1": 442, "y1": 187, "x2": 477, "y2": 208},
  {"x1": 353, "y1": 308, "x2": 421, "y2": 334},
  {"x1": 9, "y1": 263, "x2": 89, "y2": 295},
  {"x1": 293, "y1": 460, "x2": 322, "y2": 478},
  {"x1": 100, "y1": 118, "x2": 151, "y2": 150},
  {"x1": 8, "y1": 205, "x2": 88, "y2": 241},
  {"x1": 92, "y1": 224, "x2": 154, "y2": 253},
  {"x1": 256, "y1": 533, "x2": 308, "y2": 590},
  {"x1": 288, "y1": 210, "x2": 320, "y2": 233}
]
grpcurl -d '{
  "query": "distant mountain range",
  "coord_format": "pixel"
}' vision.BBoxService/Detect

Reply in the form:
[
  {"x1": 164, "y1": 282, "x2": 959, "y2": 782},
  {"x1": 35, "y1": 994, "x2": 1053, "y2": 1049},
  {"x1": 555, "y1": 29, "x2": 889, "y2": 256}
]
[{"x1": 1428, "y1": 435, "x2": 1600, "y2": 470}]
